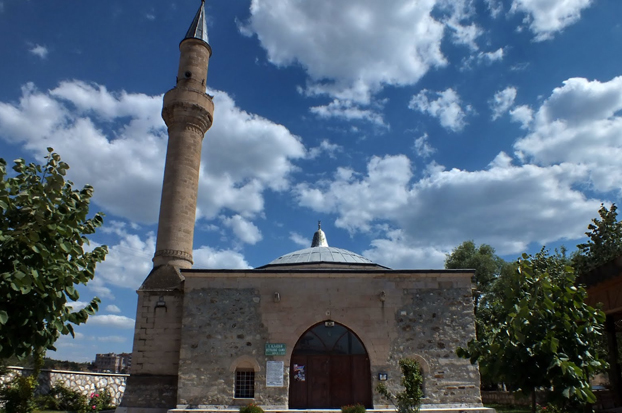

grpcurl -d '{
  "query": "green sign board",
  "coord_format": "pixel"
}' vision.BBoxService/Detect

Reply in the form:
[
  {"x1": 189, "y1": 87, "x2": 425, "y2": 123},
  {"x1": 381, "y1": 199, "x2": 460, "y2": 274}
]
[{"x1": 265, "y1": 343, "x2": 286, "y2": 356}]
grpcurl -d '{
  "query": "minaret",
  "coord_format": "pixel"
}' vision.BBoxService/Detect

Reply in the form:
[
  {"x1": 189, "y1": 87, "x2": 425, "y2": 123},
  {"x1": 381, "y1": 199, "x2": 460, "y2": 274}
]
[
  {"x1": 118, "y1": 3, "x2": 212, "y2": 412},
  {"x1": 154, "y1": 0, "x2": 213, "y2": 268}
]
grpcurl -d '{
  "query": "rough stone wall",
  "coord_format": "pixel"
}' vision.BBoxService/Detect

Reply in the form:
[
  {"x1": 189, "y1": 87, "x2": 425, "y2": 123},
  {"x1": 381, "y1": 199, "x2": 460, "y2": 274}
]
[
  {"x1": 177, "y1": 288, "x2": 278, "y2": 408},
  {"x1": 1, "y1": 367, "x2": 127, "y2": 405},
  {"x1": 177, "y1": 270, "x2": 481, "y2": 409},
  {"x1": 386, "y1": 283, "x2": 481, "y2": 406}
]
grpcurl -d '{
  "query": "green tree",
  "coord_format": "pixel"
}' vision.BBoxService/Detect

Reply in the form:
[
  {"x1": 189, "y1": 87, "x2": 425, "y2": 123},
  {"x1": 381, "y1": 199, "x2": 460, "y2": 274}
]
[
  {"x1": 457, "y1": 250, "x2": 606, "y2": 413},
  {"x1": 572, "y1": 203, "x2": 622, "y2": 276},
  {"x1": 0, "y1": 148, "x2": 108, "y2": 362},
  {"x1": 445, "y1": 240, "x2": 508, "y2": 309}
]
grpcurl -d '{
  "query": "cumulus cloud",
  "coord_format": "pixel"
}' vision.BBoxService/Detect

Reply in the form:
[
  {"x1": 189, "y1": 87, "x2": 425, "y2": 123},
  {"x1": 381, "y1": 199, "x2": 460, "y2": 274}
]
[
  {"x1": 29, "y1": 44, "x2": 48, "y2": 59},
  {"x1": 514, "y1": 76, "x2": 622, "y2": 195},
  {"x1": 222, "y1": 215, "x2": 263, "y2": 245},
  {"x1": 490, "y1": 86, "x2": 517, "y2": 120},
  {"x1": 289, "y1": 232, "x2": 309, "y2": 247},
  {"x1": 193, "y1": 246, "x2": 252, "y2": 269},
  {"x1": 310, "y1": 99, "x2": 386, "y2": 127},
  {"x1": 243, "y1": 0, "x2": 449, "y2": 103},
  {"x1": 510, "y1": 105, "x2": 534, "y2": 128},
  {"x1": 66, "y1": 301, "x2": 89, "y2": 311},
  {"x1": 105, "y1": 305, "x2": 121, "y2": 314},
  {"x1": 510, "y1": 0, "x2": 594, "y2": 41},
  {"x1": 294, "y1": 151, "x2": 603, "y2": 268},
  {"x1": 88, "y1": 315, "x2": 135, "y2": 329},
  {"x1": 307, "y1": 140, "x2": 342, "y2": 159},
  {"x1": 413, "y1": 133, "x2": 436, "y2": 158},
  {"x1": 0, "y1": 81, "x2": 305, "y2": 227},
  {"x1": 409, "y1": 88, "x2": 471, "y2": 132},
  {"x1": 95, "y1": 222, "x2": 155, "y2": 291}
]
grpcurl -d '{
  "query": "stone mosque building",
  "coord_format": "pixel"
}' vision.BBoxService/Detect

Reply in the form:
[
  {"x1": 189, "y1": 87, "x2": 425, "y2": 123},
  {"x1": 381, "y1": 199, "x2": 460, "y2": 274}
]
[{"x1": 117, "y1": 2, "x2": 486, "y2": 412}]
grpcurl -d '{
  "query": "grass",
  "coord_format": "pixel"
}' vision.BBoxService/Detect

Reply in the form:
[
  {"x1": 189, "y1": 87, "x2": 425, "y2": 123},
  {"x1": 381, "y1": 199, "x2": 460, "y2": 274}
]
[{"x1": 485, "y1": 404, "x2": 531, "y2": 413}]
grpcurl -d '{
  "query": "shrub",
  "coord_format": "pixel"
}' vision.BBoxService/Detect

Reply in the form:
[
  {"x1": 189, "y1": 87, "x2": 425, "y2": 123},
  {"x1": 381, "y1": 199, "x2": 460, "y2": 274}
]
[
  {"x1": 35, "y1": 382, "x2": 88, "y2": 413},
  {"x1": 0, "y1": 374, "x2": 37, "y2": 413},
  {"x1": 239, "y1": 403, "x2": 264, "y2": 413},
  {"x1": 376, "y1": 358, "x2": 424, "y2": 413},
  {"x1": 341, "y1": 404, "x2": 366, "y2": 413}
]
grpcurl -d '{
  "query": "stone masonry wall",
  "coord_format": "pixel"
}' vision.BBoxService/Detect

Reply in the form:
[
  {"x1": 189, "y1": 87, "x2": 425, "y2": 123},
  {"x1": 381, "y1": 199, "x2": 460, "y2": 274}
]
[
  {"x1": 177, "y1": 270, "x2": 481, "y2": 409},
  {"x1": 1, "y1": 367, "x2": 127, "y2": 405},
  {"x1": 388, "y1": 284, "x2": 481, "y2": 406}
]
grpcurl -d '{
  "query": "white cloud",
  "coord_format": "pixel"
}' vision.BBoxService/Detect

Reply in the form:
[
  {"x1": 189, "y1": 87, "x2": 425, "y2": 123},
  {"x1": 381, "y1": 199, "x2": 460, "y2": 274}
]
[
  {"x1": 244, "y1": 0, "x2": 449, "y2": 103},
  {"x1": 295, "y1": 152, "x2": 602, "y2": 265},
  {"x1": 29, "y1": 44, "x2": 48, "y2": 59},
  {"x1": 66, "y1": 301, "x2": 89, "y2": 311},
  {"x1": 462, "y1": 48, "x2": 504, "y2": 70},
  {"x1": 88, "y1": 315, "x2": 135, "y2": 329},
  {"x1": 0, "y1": 81, "x2": 305, "y2": 227},
  {"x1": 307, "y1": 140, "x2": 342, "y2": 159},
  {"x1": 510, "y1": 105, "x2": 534, "y2": 129},
  {"x1": 310, "y1": 99, "x2": 386, "y2": 127},
  {"x1": 510, "y1": 0, "x2": 594, "y2": 41},
  {"x1": 193, "y1": 246, "x2": 252, "y2": 269},
  {"x1": 413, "y1": 133, "x2": 436, "y2": 158},
  {"x1": 363, "y1": 229, "x2": 447, "y2": 269},
  {"x1": 290, "y1": 232, "x2": 310, "y2": 247},
  {"x1": 94, "y1": 223, "x2": 155, "y2": 291},
  {"x1": 514, "y1": 76, "x2": 622, "y2": 195},
  {"x1": 409, "y1": 88, "x2": 471, "y2": 132},
  {"x1": 105, "y1": 305, "x2": 121, "y2": 314},
  {"x1": 490, "y1": 86, "x2": 517, "y2": 120},
  {"x1": 222, "y1": 215, "x2": 263, "y2": 245},
  {"x1": 97, "y1": 335, "x2": 126, "y2": 343}
]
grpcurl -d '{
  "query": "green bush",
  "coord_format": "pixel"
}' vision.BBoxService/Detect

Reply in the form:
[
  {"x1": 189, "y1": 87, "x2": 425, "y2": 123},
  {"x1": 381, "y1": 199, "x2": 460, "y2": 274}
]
[
  {"x1": 341, "y1": 403, "x2": 366, "y2": 413},
  {"x1": 35, "y1": 382, "x2": 88, "y2": 413},
  {"x1": 0, "y1": 374, "x2": 37, "y2": 413},
  {"x1": 376, "y1": 358, "x2": 424, "y2": 413},
  {"x1": 239, "y1": 403, "x2": 264, "y2": 413}
]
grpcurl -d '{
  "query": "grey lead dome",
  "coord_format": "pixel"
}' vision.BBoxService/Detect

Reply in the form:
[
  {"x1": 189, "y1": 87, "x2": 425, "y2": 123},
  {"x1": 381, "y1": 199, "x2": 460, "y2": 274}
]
[
  {"x1": 266, "y1": 246, "x2": 375, "y2": 266},
  {"x1": 260, "y1": 222, "x2": 386, "y2": 269}
]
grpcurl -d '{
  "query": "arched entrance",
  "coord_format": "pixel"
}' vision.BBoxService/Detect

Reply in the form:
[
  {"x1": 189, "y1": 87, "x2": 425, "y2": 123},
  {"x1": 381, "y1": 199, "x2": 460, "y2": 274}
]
[{"x1": 289, "y1": 321, "x2": 372, "y2": 409}]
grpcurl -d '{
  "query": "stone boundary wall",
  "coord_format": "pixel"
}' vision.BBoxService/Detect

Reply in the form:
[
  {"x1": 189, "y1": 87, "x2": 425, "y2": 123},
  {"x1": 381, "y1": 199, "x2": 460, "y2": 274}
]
[
  {"x1": 1, "y1": 366, "x2": 128, "y2": 405},
  {"x1": 481, "y1": 391, "x2": 544, "y2": 406}
]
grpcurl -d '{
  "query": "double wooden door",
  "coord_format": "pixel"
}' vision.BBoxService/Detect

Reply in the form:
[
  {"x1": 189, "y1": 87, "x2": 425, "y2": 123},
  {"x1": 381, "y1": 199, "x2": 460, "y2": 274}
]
[{"x1": 288, "y1": 322, "x2": 372, "y2": 409}]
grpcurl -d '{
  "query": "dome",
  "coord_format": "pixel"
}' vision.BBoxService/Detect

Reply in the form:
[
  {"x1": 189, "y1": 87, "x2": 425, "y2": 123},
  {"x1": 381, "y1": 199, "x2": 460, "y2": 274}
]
[
  {"x1": 265, "y1": 246, "x2": 376, "y2": 267},
  {"x1": 259, "y1": 222, "x2": 386, "y2": 269}
]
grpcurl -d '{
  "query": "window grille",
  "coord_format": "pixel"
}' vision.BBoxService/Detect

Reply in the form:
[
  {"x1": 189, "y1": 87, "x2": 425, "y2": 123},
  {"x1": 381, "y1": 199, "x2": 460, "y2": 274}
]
[{"x1": 235, "y1": 369, "x2": 255, "y2": 398}]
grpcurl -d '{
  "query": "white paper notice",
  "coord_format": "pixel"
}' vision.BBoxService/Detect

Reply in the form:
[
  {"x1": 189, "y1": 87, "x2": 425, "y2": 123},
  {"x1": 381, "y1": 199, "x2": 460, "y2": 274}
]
[{"x1": 266, "y1": 361, "x2": 284, "y2": 387}]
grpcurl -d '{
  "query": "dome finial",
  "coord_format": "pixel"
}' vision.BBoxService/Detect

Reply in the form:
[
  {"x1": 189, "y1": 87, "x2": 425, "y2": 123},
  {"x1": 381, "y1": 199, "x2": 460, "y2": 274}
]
[{"x1": 311, "y1": 221, "x2": 328, "y2": 248}]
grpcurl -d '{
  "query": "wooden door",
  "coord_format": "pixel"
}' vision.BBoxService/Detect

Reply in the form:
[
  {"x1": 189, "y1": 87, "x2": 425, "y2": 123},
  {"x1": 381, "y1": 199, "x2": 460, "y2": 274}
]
[
  {"x1": 289, "y1": 322, "x2": 372, "y2": 409},
  {"x1": 289, "y1": 355, "x2": 307, "y2": 409},
  {"x1": 308, "y1": 356, "x2": 330, "y2": 408},
  {"x1": 330, "y1": 355, "x2": 352, "y2": 408}
]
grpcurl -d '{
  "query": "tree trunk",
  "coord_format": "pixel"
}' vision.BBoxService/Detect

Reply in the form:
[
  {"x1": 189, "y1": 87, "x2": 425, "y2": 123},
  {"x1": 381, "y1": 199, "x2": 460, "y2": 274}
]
[{"x1": 531, "y1": 388, "x2": 536, "y2": 413}]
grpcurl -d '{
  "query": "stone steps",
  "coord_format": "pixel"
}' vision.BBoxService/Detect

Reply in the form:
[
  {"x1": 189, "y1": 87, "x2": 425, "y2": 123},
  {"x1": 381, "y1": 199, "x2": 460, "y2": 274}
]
[{"x1": 169, "y1": 408, "x2": 496, "y2": 413}]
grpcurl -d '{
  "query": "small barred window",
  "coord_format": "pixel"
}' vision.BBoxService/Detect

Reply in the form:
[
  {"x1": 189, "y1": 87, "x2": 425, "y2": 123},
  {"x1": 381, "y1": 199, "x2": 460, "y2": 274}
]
[{"x1": 235, "y1": 369, "x2": 255, "y2": 398}]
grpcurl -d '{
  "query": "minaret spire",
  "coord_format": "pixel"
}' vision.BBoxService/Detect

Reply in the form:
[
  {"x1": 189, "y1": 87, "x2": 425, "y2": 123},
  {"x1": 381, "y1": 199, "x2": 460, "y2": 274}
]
[{"x1": 185, "y1": 0, "x2": 209, "y2": 44}]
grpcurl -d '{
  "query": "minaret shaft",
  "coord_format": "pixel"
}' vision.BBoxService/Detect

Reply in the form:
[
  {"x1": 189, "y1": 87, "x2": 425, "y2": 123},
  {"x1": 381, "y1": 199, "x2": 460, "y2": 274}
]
[{"x1": 153, "y1": 34, "x2": 213, "y2": 268}]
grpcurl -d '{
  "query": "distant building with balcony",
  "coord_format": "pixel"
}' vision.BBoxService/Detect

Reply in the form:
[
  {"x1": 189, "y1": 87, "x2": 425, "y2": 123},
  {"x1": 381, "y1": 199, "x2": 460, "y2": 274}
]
[{"x1": 95, "y1": 352, "x2": 132, "y2": 373}]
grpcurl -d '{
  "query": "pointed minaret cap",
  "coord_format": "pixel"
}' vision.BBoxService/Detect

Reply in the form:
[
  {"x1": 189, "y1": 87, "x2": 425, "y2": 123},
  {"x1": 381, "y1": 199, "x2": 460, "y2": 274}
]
[
  {"x1": 184, "y1": 0, "x2": 209, "y2": 44},
  {"x1": 311, "y1": 221, "x2": 329, "y2": 248}
]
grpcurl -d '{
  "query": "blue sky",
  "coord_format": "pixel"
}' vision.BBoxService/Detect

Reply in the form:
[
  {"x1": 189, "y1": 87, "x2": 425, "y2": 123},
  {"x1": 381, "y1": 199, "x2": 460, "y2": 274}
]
[{"x1": 1, "y1": 0, "x2": 621, "y2": 362}]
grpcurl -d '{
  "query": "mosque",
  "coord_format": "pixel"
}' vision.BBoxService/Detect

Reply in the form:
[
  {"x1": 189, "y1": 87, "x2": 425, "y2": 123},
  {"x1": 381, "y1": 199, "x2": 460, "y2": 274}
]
[{"x1": 117, "y1": 2, "x2": 486, "y2": 412}]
